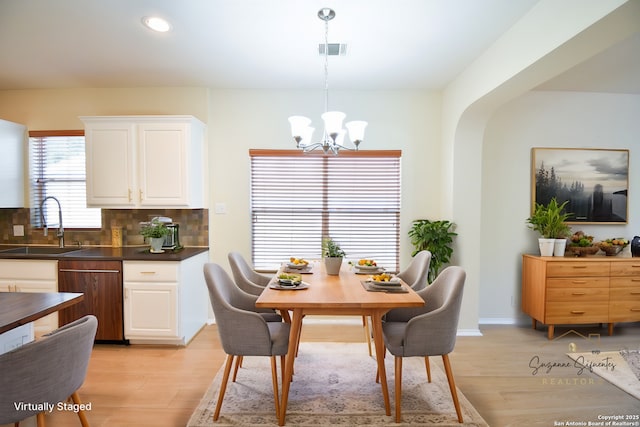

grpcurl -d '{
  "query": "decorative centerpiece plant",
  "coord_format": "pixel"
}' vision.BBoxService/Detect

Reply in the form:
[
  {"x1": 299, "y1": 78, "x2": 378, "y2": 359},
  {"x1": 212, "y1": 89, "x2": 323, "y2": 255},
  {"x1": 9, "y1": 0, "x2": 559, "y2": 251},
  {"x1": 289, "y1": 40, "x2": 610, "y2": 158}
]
[
  {"x1": 526, "y1": 197, "x2": 572, "y2": 256},
  {"x1": 140, "y1": 218, "x2": 170, "y2": 252},
  {"x1": 408, "y1": 219, "x2": 456, "y2": 283},
  {"x1": 322, "y1": 236, "x2": 345, "y2": 275}
]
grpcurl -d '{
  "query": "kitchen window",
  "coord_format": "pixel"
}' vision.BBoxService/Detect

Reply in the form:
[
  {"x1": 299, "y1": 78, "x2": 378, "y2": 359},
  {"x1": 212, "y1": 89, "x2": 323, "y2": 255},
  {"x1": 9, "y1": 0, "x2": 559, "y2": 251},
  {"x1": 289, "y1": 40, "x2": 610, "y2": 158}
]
[
  {"x1": 29, "y1": 131, "x2": 101, "y2": 229},
  {"x1": 250, "y1": 149, "x2": 401, "y2": 271}
]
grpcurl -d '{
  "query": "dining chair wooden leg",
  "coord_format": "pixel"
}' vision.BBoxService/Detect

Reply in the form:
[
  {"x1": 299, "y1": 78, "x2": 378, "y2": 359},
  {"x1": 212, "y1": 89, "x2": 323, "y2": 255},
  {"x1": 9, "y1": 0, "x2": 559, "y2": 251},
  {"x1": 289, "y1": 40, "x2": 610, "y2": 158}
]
[
  {"x1": 71, "y1": 391, "x2": 90, "y2": 427},
  {"x1": 213, "y1": 354, "x2": 235, "y2": 421},
  {"x1": 424, "y1": 356, "x2": 431, "y2": 382},
  {"x1": 270, "y1": 356, "x2": 280, "y2": 419},
  {"x1": 442, "y1": 354, "x2": 463, "y2": 423},
  {"x1": 232, "y1": 355, "x2": 243, "y2": 382},
  {"x1": 36, "y1": 412, "x2": 45, "y2": 426},
  {"x1": 362, "y1": 315, "x2": 372, "y2": 356},
  {"x1": 394, "y1": 356, "x2": 403, "y2": 423}
]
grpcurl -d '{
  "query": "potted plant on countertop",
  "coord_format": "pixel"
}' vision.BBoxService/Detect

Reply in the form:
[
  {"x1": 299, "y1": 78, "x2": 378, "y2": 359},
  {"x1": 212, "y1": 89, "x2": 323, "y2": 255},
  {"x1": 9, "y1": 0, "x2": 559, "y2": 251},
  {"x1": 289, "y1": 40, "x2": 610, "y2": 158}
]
[
  {"x1": 140, "y1": 218, "x2": 170, "y2": 253},
  {"x1": 408, "y1": 219, "x2": 457, "y2": 283},
  {"x1": 322, "y1": 236, "x2": 346, "y2": 275},
  {"x1": 526, "y1": 197, "x2": 572, "y2": 256}
]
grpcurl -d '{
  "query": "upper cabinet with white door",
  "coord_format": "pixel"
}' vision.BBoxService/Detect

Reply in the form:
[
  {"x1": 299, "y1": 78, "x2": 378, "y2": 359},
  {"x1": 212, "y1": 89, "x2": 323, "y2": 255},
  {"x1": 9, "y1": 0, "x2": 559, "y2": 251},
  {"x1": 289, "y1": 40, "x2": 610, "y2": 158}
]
[
  {"x1": 0, "y1": 119, "x2": 26, "y2": 207},
  {"x1": 81, "y1": 115, "x2": 206, "y2": 208}
]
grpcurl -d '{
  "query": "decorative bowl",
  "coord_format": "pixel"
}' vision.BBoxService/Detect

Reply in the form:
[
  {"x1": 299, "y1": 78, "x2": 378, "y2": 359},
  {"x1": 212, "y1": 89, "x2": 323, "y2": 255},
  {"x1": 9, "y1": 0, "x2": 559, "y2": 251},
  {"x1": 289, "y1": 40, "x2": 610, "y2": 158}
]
[
  {"x1": 598, "y1": 243, "x2": 624, "y2": 256},
  {"x1": 566, "y1": 245, "x2": 600, "y2": 257}
]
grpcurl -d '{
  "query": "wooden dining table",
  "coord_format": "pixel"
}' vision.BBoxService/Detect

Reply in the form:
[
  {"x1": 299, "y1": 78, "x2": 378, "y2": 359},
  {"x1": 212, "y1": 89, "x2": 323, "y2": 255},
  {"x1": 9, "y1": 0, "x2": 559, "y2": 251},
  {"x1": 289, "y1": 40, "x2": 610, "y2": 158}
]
[
  {"x1": 255, "y1": 261, "x2": 425, "y2": 426},
  {"x1": 0, "y1": 291, "x2": 84, "y2": 335}
]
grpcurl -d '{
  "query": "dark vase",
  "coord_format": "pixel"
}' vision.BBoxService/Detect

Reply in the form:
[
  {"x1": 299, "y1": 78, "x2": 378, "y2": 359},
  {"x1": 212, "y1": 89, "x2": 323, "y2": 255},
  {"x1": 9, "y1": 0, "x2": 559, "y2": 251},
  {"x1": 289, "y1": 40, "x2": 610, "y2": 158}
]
[{"x1": 631, "y1": 236, "x2": 640, "y2": 257}]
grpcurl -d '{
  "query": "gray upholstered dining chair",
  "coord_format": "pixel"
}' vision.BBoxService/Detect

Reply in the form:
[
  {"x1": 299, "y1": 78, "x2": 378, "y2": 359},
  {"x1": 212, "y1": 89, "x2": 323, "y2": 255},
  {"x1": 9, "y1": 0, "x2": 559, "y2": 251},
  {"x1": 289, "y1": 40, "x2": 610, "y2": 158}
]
[
  {"x1": 382, "y1": 266, "x2": 466, "y2": 423},
  {"x1": 228, "y1": 251, "x2": 272, "y2": 296},
  {"x1": 396, "y1": 250, "x2": 432, "y2": 291},
  {"x1": 0, "y1": 315, "x2": 98, "y2": 427},
  {"x1": 363, "y1": 250, "x2": 432, "y2": 356},
  {"x1": 203, "y1": 263, "x2": 291, "y2": 421}
]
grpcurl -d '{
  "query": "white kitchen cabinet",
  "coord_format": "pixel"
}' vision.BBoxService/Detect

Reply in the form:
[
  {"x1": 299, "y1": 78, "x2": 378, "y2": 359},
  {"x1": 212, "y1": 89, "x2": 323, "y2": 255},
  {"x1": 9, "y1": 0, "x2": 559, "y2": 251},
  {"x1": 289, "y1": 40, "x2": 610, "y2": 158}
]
[
  {"x1": 0, "y1": 260, "x2": 59, "y2": 336},
  {"x1": 0, "y1": 119, "x2": 26, "y2": 207},
  {"x1": 123, "y1": 251, "x2": 209, "y2": 345},
  {"x1": 81, "y1": 115, "x2": 206, "y2": 208}
]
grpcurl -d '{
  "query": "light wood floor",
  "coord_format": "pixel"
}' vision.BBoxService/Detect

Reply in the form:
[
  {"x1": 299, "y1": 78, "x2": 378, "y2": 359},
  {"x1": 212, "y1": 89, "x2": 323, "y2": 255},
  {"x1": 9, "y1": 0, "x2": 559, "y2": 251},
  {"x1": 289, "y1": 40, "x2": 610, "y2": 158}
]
[{"x1": 13, "y1": 320, "x2": 640, "y2": 427}]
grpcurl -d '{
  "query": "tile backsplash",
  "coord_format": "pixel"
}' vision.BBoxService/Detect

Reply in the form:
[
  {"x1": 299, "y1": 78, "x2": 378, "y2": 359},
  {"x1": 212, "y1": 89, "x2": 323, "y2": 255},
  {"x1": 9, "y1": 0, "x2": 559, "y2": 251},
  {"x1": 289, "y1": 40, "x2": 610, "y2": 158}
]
[{"x1": 0, "y1": 208, "x2": 208, "y2": 247}]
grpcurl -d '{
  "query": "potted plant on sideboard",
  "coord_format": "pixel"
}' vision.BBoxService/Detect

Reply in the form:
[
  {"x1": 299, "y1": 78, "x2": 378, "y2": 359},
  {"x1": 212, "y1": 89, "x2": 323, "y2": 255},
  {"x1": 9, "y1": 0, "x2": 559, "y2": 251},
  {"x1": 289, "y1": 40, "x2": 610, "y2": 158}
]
[
  {"x1": 526, "y1": 197, "x2": 572, "y2": 256},
  {"x1": 322, "y1": 236, "x2": 346, "y2": 275}
]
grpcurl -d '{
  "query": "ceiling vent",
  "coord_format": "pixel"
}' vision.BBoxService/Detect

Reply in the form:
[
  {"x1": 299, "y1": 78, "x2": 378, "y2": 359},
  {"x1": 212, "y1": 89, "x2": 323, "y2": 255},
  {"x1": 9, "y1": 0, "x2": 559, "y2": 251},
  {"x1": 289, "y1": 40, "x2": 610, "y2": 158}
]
[{"x1": 318, "y1": 43, "x2": 348, "y2": 56}]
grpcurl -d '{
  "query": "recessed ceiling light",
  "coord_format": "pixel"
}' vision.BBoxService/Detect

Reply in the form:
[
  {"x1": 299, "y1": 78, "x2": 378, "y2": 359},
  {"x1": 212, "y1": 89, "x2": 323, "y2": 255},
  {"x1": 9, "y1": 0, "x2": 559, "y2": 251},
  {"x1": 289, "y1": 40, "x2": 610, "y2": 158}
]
[{"x1": 142, "y1": 16, "x2": 172, "y2": 33}]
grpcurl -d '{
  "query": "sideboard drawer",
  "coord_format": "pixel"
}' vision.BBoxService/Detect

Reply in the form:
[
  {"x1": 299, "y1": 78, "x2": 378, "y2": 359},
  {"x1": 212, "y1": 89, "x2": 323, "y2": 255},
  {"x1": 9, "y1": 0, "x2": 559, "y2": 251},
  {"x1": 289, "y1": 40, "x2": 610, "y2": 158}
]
[
  {"x1": 547, "y1": 262, "x2": 610, "y2": 277},
  {"x1": 546, "y1": 302, "x2": 608, "y2": 323},
  {"x1": 610, "y1": 286, "x2": 640, "y2": 300},
  {"x1": 547, "y1": 277, "x2": 609, "y2": 288},
  {"x1": 610, "y1": 277, "x2": 640, "y2": 288},
  {"x1": 546, "y1": 287, "x2": 608, "y2": 302},
  {"x1": 608, "y1": 301, "x2": 640, "y2": 322},
  {"x1": 610, "y1": 261, "x2": 640, "y2": 277}
]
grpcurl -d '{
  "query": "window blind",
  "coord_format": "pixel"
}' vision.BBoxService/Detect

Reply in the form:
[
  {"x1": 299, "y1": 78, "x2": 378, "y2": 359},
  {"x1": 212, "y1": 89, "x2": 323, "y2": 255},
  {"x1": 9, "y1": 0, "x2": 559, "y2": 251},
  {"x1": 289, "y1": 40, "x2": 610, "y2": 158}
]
[
  {"x1": 250, "y1": 150, "x2": 401, "y2": 271},
  {"x1": 29, "y1": 131, "x2": 101, "y2": 229}
]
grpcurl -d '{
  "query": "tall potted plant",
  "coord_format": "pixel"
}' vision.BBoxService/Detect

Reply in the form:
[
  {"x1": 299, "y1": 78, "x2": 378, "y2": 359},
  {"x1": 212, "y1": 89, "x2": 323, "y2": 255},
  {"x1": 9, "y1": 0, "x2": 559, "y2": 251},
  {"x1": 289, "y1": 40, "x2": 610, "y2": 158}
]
[
  {"x1": 526, "y1": 197, "x2": 572, "y2": 256},
  {"x1": 322, "y1": 237, "x2": 346, "y2": 275},
  {"x1": 408, "y1": 219, "x2": 457, "y2": 283}
]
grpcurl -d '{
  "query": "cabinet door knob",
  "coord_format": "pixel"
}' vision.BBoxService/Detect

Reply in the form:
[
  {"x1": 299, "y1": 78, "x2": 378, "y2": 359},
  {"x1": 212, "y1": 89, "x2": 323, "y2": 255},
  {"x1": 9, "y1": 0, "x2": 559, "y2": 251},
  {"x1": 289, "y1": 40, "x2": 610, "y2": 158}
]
[
  {"x1": 128, "y1": 189, "x2": 133, "y2": 202},
  {"x1": 570, "y1": 310, "x2": 585, "y2": 315},
  {"x1": 572, "y1": 292, "x2": 586, "y2": 296}
]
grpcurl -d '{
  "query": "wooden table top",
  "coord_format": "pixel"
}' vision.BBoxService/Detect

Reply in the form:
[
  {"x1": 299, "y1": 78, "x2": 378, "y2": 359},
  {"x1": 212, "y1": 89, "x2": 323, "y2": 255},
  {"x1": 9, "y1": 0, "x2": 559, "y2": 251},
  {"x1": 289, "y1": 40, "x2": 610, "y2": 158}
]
[
  {"x1": 256, "y1": 261, "x2": 424, "y2": 311},
  {"x1": 0, "y1": 292, "x2": 84, "y2": 334}
]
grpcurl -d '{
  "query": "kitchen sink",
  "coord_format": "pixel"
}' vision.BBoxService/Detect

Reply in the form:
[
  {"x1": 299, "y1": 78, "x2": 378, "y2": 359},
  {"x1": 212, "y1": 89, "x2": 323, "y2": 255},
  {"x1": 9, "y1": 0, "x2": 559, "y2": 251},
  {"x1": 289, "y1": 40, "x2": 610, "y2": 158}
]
[{"x1": 0, "y1": 246, "x2": 83, "y2": 255}]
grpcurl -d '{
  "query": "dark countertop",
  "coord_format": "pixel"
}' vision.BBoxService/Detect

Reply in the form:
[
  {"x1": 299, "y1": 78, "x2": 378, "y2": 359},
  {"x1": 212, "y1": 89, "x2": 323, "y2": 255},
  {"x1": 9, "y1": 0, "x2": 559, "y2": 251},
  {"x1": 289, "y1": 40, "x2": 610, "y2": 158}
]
[{"x1": 0, "y1": 246, "x2": 208, "y2": 261}]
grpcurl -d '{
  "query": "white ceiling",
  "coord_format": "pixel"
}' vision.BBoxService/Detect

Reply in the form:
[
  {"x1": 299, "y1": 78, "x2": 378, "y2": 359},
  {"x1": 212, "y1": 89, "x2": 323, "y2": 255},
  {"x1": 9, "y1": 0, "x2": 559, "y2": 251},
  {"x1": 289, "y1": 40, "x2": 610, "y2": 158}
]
[{"x1": 0, "y1": 0, "x2": 638, "y2": 93}]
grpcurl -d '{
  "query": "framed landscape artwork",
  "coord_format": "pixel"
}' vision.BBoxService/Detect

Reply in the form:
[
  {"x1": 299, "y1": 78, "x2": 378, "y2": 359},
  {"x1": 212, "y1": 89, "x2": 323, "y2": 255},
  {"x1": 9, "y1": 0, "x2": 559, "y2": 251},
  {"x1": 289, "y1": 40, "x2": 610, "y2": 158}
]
[{"x1": 531, "y1": 148, "x2": 629, "y2": 224}]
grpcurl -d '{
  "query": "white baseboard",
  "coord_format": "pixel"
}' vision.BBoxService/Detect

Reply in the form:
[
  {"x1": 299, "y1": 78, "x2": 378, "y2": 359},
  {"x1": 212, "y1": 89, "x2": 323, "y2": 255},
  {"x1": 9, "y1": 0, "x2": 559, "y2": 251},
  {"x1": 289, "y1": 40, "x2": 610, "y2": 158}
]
[
  {"x1": 479, "y1": 317, "x2": 518, "y2": 325},
  {"x1": 457, "y1": 329, "x2": 483, "y2": 336}
]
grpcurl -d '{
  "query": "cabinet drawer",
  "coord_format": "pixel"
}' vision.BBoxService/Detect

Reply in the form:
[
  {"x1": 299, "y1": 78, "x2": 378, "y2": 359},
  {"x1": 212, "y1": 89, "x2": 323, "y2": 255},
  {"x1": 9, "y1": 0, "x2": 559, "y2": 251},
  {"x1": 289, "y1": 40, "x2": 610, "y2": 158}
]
[
  {"x1": 546, "y1": 287, "x2": 608, "y2": 302},
  {"x1": 608, "y1": 300, "x2": 640, "y2": 322},
  {"x1": 0, "y1": 259, "x2": 57, "y2": 279},
  {"x1": 124, "y1": 262, "x2": 178, "y2": 282},
  {"x1": 547, "y1": 262, "x2": 609, "y2": 277},
  {"x1": 546, "y1": 302, "x2": 608, "y2": 323},
  {"x1": 610, "y1": 261, "x2": 640, "y2": 277},
  {"x1": 610, "y1": 277, "x2": 640, "y2": 288},
  {"x1": 547, "y1": 277, "x2": 609, "y2": 288},
  {"x1": 610, "y1": 287, "x2": 640, "y2": 300}
]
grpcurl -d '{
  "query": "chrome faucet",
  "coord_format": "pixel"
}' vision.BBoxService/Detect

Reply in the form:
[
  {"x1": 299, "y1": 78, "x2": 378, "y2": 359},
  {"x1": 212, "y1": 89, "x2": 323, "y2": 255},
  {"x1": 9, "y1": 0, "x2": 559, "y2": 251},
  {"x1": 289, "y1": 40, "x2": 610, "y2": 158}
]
[{"x1": 40, "y1": 196, "x2": 64, "y2": 248}]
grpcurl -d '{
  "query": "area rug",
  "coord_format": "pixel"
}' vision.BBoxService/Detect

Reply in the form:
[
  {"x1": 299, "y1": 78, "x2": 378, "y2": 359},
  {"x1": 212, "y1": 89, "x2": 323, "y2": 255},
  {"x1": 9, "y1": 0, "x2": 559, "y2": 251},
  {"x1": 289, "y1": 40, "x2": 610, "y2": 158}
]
[
  {"x1": 187, "y1": 342, "x2": 488, "y2": 426},
  {"x1": 566, "y1": 349, "x2": 640, "y2": 400}
]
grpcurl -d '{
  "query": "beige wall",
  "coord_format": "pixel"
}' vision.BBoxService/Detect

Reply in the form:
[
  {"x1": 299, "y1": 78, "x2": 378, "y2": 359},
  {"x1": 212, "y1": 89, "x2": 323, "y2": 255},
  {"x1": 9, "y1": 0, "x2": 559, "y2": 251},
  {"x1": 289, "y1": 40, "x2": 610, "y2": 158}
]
[{"x1": 206, "y1": 89, "x2": 442, "y2": 272}]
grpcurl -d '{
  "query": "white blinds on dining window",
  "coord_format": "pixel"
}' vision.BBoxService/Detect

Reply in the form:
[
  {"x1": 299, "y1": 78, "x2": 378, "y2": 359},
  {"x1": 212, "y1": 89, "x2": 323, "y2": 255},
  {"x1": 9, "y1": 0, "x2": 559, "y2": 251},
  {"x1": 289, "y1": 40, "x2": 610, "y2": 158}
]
[{"x1": 250, "y1": 150, "x2": 401, "y2": 271}]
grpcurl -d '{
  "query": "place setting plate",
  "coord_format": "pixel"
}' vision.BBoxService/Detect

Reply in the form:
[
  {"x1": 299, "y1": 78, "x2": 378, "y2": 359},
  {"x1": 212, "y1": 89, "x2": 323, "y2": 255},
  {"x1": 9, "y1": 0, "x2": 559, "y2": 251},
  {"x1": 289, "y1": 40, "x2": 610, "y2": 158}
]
[{"x1": 269, "y1": 280, "x2": 310, "y2": 290}]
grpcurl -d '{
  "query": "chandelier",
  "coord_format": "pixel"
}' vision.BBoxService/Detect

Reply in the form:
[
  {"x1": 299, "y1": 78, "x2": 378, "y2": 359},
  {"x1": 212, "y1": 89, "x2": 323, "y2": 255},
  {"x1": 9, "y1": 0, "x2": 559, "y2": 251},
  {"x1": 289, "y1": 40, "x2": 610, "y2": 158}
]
[{"x1": 288, "y1": 8, "x2": 367, "y2": 155}]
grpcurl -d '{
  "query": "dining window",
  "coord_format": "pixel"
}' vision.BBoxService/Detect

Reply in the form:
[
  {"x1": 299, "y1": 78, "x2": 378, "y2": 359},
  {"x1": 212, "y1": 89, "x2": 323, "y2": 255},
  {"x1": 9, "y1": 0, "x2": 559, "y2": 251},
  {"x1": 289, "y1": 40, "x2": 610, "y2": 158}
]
[
  {"x1": 250, "y1": 149, "x2": 401, "y2": 271},
  {"x1": 29, "y1": 131, "x2": 101, "y2": 229}
]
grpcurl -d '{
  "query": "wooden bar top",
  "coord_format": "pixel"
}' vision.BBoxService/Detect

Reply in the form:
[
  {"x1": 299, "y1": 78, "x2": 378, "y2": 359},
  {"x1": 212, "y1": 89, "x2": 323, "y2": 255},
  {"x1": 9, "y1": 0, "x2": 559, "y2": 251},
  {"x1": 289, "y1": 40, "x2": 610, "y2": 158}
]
[{"x1": 0, "y1": 292, "x2": 84, "y2": 334}]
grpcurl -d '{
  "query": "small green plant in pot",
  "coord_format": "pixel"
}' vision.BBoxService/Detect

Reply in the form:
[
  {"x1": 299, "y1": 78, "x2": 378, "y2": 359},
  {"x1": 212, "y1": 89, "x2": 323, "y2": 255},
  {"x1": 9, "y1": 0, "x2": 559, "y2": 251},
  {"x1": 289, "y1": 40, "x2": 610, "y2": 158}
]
[
  {"x1": 322, "y1": 237, "x2": 345, "y2": 275},
  {"x1": 140, "y1": 218, "x2": 170, "y2": 253},
  {"x1": 408, "y1": 219, "x2": 457, "y2": 283},
  {"x1": 526, "y1": 197, "x2": 572, "y2": 256}
]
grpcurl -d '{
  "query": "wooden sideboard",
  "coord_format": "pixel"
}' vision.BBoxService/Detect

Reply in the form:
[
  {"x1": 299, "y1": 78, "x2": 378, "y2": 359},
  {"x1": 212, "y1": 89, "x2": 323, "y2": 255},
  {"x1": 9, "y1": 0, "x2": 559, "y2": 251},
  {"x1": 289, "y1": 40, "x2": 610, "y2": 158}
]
[{"x1": 521, "y1": 254, "x2": 640, "y2": 339}]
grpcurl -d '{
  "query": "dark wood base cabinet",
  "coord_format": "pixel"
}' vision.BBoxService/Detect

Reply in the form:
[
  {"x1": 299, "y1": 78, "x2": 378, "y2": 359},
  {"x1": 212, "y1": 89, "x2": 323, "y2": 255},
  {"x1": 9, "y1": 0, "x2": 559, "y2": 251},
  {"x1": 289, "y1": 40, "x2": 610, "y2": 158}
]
[{"x1": 58, "y1": 260, "x2": 126, "y2": 342}]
